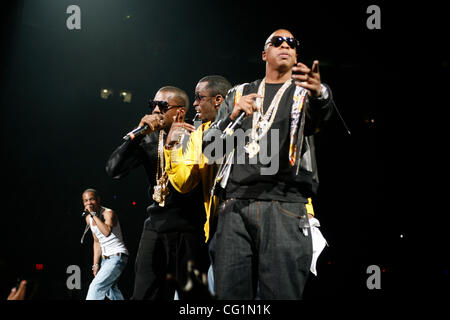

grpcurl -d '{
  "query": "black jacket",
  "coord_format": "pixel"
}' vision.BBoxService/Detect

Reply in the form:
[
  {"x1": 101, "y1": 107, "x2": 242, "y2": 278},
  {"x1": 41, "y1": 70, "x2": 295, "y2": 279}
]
[{"x1": 203, "y1": 80, "x2": 334, "y2": 200}]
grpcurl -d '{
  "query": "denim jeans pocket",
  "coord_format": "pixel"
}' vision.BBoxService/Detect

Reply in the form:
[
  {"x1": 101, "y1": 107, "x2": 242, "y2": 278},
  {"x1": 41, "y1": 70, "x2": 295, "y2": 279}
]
[
  {"x1": 275, "y1": 201, "x2": 304, "y2": 218},
  {"x1": 275, "y1": 201, "x2": 310, "y2": 236}
]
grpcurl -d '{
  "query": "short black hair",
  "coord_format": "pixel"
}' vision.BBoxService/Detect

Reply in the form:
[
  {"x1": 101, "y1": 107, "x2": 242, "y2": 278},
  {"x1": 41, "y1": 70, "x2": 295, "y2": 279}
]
[
  {"x1": 198, "y1": 75, "x2": 232, "y2": 98},
  {"x1": 159, "y1": 86, "x2": 190, "y2": 110},
  {"x1": 82, "y1": 188, "x2": 100, "y2": 199}
]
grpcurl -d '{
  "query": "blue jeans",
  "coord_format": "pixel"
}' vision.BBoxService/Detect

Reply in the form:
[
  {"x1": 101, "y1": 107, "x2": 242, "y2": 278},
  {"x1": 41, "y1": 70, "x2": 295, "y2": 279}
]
[
  {"x1": 214, "y1": 199, "x2": 312, "y2": 300},
  {"x1": 86, "y1": 254, "x2": 128, "y2": 300}
]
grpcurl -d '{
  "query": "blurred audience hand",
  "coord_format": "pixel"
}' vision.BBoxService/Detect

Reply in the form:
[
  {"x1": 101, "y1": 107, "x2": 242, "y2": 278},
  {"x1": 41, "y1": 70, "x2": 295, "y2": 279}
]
[{"x1": 7, "y1": 280, "x2": 27, "y2": 300}]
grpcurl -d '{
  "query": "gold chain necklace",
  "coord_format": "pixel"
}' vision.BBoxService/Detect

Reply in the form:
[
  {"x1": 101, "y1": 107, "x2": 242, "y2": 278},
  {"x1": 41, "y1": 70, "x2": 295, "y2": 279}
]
[
  {"x1": 245, "y1": 78, "x2": 292, "y2": 158},
  {"x1": 153, "y1": 130, "x2": 170, "y2": 206}
]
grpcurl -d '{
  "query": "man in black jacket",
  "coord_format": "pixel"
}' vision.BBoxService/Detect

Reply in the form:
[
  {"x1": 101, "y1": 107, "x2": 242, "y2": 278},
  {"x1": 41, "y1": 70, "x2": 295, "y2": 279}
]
[
  {"x1": 202, "y1": 29, "x2": 334, "y2": 299},
  {"x1": 106, "y1": 86, "x2": 208, "y2": 300}
]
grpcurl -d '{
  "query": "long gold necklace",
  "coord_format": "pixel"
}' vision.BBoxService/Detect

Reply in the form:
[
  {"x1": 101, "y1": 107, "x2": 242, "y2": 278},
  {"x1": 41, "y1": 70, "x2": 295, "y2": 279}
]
[
  {"x1": 153, "y1": 130, "x2": 170, "y2": 206},
  {"x1": 245, "y1": 78, "x2": 292, "y2": 158}
]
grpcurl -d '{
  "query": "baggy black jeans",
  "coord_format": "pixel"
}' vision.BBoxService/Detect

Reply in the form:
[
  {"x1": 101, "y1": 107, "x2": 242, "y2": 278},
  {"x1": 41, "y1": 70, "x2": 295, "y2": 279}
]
[
  {"x1": 214, "y1": 199, "x2": 313, "y2": 300},
  {"x1": 131, "y1": 219, "x2": 208, "y2": 300}
]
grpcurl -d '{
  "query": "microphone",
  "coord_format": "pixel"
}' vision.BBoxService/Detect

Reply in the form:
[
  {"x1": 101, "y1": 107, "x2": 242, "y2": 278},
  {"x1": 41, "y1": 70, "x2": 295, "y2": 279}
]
[
  {"x1": 192, "y1": 112, "x2": 200, "y2": 123},
  {"x1": 82, "y1": 210, "x2": 98, "y2": 217},
  {"x1": 123, "y1": 124, "x2": 149, "y2": 141},
  {"x1": 220, "y1": 112, "x2": 246, "y2": 139}
]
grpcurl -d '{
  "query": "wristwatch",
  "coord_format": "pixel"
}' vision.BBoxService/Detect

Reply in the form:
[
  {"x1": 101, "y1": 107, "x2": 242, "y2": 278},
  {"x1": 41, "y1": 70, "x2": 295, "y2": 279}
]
[{"x1": 315, "y1": 84, "x2": 329, "y2": 100}]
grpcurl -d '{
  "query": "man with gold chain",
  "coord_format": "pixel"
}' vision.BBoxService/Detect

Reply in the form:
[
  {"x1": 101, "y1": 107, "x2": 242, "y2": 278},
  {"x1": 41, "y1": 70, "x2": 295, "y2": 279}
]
[
  {"x1": 202, "y1": 29, "x2": 334, "y2": 299},
  {"x1": 106, "y1": 86, "x2": 208, "y2": 300}
]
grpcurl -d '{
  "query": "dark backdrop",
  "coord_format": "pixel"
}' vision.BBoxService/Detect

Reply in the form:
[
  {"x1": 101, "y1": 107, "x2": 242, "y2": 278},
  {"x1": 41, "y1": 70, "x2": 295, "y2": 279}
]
[{"x1": 0, "y1": 0, "x2": 447, "y2": 301}]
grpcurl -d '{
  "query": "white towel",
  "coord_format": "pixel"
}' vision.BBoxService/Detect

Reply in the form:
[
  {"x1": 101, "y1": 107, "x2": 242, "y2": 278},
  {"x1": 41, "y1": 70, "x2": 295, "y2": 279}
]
[{"x1": 309, "y1": 217, "x2": 328, "y2": 276}]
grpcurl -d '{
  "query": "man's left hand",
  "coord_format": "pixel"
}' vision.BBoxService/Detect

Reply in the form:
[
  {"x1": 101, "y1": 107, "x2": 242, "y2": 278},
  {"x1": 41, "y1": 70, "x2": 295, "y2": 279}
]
[
  {"x1": 292, "y1": 60, "x2": 322, "y2": 98},
  {"x1": 166, "y1": 109, "x2": 195, "y2": 148}
]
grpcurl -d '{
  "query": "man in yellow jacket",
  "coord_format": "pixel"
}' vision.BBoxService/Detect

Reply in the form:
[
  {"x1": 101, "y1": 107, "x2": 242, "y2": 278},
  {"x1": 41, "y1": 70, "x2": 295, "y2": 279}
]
[{"x1": 164, "y1": 75, "x2": 232, "y2": 243}]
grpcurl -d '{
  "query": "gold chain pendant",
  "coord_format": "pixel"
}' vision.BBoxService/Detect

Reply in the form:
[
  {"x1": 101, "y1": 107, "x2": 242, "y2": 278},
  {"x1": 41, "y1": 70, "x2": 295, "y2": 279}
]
[
  {"x1": 153, "y1": 184, "x2": 162, "y2": 203},
  {"x1": 153, "y1": 130, "x2": 170, "y2": 207},
  {"x1": 153, "y1": 174, "x2": 169, "y2": 207},
  {"x1": 245, "y1": 140, "x2": 260, "y2": 159}
]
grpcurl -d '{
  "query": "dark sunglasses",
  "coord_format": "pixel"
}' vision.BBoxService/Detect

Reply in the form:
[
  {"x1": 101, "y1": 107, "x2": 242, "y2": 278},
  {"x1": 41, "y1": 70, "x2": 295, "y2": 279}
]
[
  {"x1": 194, "y1": 92, "x2": 225, "y2": 101},
  {"x1": 266, "y1": 36, "x2": 300, "y2": 49},
  {"x1": 194, "y1": 93, "x2": 211, "y2": 101},
  {"x1": 148, "y1": 100, "x2": 183, "y2": 114}
]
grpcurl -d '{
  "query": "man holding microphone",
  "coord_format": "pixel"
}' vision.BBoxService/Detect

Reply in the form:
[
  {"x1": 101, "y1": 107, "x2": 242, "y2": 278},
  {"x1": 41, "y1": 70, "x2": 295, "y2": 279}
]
[{"x1": 82, "y1": 188, "x2": 128, "y2": 300}]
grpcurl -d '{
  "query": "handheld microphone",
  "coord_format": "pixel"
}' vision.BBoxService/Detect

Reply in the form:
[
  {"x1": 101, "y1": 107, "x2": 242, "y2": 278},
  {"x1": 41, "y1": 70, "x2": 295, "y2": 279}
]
[
  {"x1": 123, "y1": 124, "x2": 149, "y2": 141},
  {"x1": 81, "y1": 210, "x2": 97, "y2": 218},
  {"x1": 192, "y1": 112, "x2": 200, "y2": 123},
  {"x1": 220, "y1": 112, "x2": 246, "y2": 139},
  {"x1": 82, "y1": 210, "x2": 98, "y2": 217},
  {"x1": 192, "y1": 112, "x2": 204, "y2": 129}
]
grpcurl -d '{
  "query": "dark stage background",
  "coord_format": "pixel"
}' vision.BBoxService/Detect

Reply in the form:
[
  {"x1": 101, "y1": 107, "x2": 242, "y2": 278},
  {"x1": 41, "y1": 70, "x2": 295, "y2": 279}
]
[{"x1": 0, "y1": 0, "x2": 447, "y2": 302}]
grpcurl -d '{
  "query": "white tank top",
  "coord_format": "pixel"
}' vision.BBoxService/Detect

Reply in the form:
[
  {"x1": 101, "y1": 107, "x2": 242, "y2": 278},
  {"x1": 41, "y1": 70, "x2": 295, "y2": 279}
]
[{"x1": 89, "y1": 208, "x2": 128, "y2": 257}]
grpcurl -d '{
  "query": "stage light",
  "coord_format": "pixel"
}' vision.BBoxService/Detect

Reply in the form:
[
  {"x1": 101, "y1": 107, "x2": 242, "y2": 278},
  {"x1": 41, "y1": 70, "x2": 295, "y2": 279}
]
[
  {"x1": 363, "y1": 114, "x2": 376, "y2": 128},
  {"x1": 119, "y1": 90, "x2": 132, "y2": 103},
  {"x1": 100, "y1": 88, "x2": 113, "y2": 99}
]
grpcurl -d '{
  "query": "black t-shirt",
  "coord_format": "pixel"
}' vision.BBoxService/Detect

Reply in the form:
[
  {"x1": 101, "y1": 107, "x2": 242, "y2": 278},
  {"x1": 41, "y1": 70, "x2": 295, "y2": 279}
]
[{"x1": 225, "y1": 83, "x2": 313, "y2": 203}]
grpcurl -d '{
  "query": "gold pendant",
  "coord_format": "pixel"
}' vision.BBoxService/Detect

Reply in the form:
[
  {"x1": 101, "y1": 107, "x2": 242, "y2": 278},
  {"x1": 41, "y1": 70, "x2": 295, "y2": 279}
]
[
  {"x1": 153, "y1": 176, "x2": 169, "y2": 207},
  {"x1": 245, "y1": 140, "x2": 260, "y2": 159},
  {"x1": 153, "y1": 184, "x2": 162, "y2": 203}
]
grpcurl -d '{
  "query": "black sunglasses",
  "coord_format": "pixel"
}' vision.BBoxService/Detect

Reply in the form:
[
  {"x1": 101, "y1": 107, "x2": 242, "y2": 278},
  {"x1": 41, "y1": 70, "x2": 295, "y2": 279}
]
[
  {"x1": 148, "y1": 100, "x2": 183, "y2": 114},
  {"x1": 194, "y1": 93, "x2": 211, "y2": 101},
  {"x1": 194, "y1": 92, "x2": 225, "y2": 102},
  {"x1": 266, "y1": 36, "x2": 300, "y2": 49}
]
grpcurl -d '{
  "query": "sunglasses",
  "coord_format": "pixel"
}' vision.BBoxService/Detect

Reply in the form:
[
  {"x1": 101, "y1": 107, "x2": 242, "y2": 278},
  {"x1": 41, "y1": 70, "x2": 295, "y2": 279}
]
[
  {"x1": 195, "y1": 92, "x2": 225, "y2": 102},
  {"x1": 266, "y1": 36, "x2": 300, "y2": 50},
  {"x1": 194, "y1": 93, "x2": 211, "y2": 101},
  {"x1": 148, "y1": 100, "x2": 183, "y2": 114}
]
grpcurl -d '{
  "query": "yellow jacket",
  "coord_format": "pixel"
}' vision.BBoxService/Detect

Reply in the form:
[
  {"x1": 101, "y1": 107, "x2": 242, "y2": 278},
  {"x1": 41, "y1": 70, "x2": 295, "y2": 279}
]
[
  {"x1": 164, "y1": 122, "x2": 218, "y2": 242},
  {"x1": 164, "y1": 122, "x2": 316, "y2": 243}
]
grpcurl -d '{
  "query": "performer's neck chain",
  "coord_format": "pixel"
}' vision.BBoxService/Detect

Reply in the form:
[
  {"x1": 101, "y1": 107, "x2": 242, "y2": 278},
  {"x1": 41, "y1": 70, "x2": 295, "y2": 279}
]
[
  {"x1": 153, "y1": 130, "x2": 169, "y2": 206},
  {"x1": 245, "y1": 78, "x2": 292, "y2": 158}
]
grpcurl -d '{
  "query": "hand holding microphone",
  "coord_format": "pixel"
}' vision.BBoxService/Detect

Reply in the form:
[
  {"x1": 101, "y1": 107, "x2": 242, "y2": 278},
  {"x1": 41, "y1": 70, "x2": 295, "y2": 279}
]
[
  {"x1": 229, "y1": 93, "x2": 261, "y2": 121},
  {"x1": 221, "y1": 93, "x2": 261, "y2": 139},
  {"x1": 82, "y1": 204, "x2": 97, "y2": 218},
  {"x1": 123, "y1": 114, "x2": 164, "y2": 140}
]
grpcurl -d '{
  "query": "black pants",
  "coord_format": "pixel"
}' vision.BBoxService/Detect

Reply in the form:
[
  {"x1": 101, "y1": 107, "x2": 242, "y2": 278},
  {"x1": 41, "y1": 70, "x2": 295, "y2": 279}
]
[
  {"x1": 131, "y1": 218, "x2": 208, "y2": 300},
  {"x1": 214, "y1": 199, "x2": 312, "y2": 300}
]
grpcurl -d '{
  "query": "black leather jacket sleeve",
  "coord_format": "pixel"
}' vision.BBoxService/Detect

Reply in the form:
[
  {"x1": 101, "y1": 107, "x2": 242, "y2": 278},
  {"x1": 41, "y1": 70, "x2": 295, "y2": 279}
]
[
  {"x1": 105, "y1": 132, "x2": 158, "y2": 183},
  {"x1": 105, "y1": 138, "x2": 144, "y2": 179}
]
